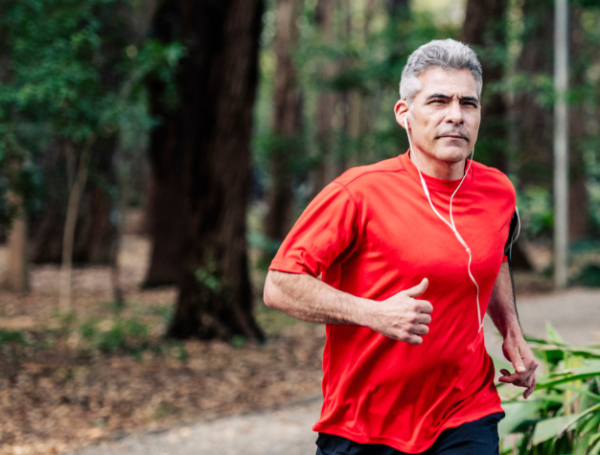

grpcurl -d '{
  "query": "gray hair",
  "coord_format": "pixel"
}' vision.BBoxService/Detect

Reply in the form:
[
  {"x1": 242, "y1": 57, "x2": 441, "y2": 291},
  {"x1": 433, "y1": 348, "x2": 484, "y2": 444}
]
[{"x1": 399, "y1": 39, "x2": 482, "y2": 105}]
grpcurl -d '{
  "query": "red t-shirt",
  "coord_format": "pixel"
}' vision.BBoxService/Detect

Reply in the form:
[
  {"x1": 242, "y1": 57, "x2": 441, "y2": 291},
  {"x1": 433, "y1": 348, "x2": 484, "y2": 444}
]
[{"x1": 269, "y1": 151, "x2": 515, "y2": 453}]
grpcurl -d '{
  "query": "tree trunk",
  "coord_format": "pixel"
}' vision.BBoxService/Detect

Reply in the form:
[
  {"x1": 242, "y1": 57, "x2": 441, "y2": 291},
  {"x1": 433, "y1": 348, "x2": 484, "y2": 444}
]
[
  {"x1": 143, "y1": 68, "x2": 186, "y2": 287},
  {"x1": 140, "y1": 0, "x2": 187, "y2": 288},
  {"x1": 310, "y1": 0, "x2": 340, "y2": 198},
  {"x1": 59, "y1": 138, "x2": 94, "y2": 312},
  {"x1": 3, "y1": 191, "x2": 29, "y2": 293},
  {"x1": 513, "y1": 0, "x2": 554, "y2": 191},
  {"x1": 508, "y1": 0, "x2": 553, "y2": 269},
  {"x1": 153, "y1": 0, "x2": 264, "y2": 341},
  {"x1": 143, "y1": 173, "x2": 184, "y2": 287},
  {"x1": 460, "y1": 0, "x2": 509, "y2": 172},
  {"x1": 30, "y1": 138, "x2": 118, "y2": 265},
  {"x1": 567, "y1": 6, "x2": 590, "y2": 241},
  {"x1": 263, "y1": 0, "x2": 303, "y2": 246}
]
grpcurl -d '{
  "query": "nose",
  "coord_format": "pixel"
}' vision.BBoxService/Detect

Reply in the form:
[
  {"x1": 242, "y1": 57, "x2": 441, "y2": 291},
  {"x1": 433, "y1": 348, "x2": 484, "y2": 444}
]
[{"x1": 445, "y1": 99, "x2": 464, "y2": 125}]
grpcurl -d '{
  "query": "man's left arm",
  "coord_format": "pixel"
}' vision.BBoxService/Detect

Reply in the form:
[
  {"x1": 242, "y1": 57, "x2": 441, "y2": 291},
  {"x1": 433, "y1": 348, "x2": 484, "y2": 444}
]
[{"x1": 487, "y1": 262, "x2": 539, "y2": 398}]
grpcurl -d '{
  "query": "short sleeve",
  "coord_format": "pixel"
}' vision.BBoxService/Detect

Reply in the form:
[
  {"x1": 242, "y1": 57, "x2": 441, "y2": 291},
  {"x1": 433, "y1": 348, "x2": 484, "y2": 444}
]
[{"x1": 268, "y1": 182, "x2": 359, "y2": 277}]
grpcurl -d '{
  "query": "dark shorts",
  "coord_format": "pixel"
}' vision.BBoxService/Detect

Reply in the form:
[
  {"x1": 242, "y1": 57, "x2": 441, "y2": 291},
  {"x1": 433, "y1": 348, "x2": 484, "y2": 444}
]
[{"x1": 315, "y1": 412, "x2": 505, "y2": 455}]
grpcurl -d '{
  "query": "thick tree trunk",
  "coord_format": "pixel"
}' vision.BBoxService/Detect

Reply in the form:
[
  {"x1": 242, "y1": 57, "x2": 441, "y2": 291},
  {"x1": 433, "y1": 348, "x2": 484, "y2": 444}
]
[
  {"x1": 141, "y1": 0, "x2": 186, "y2": 288},
  {"x1": 143, "y1": 75, "x2": 186, "y2": 287},
  {"x1": 155, "y1": 0, "x2": 264, "y2": 341},
  {"x1": 30, "y1": 138, "x2": 118, "y2": 265},
  {"x1": 263, "y1": 0, "x2": 303, "y2": 245},
  {"x1": 143, "y1": 174, "x2": 184, "y2": 287}
]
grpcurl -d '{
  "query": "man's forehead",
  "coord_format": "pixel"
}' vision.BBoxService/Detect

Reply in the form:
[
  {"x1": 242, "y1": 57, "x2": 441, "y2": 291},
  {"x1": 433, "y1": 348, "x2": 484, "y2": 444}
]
[{"x1": 416, "y1": 67, "x2": 479, "y2": 98}]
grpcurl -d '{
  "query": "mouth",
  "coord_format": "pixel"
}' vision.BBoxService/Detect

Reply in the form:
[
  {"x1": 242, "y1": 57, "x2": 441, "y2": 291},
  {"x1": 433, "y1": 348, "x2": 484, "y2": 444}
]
[{"x1": 437, "y1": 134, "x2": 468, "y2": 141}]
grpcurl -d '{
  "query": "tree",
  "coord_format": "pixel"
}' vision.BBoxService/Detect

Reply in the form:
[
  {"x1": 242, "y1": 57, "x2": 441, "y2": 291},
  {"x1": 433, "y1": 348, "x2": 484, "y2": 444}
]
[
  {"x1": 309, "y1": 0, "x2": 340, "y2": 198},
  {"x1": 0, "y1": 0, "x2": 178, "y2": 305},
  {"x1": 513, "y1": 0, "x2": 554, "y2": 194},
  {"x1": 263, "y1": 0, "x2": 303, "y2": 248},
  {"x1": 3, "y1": 189, "x2": 29, "y2": 293},
  {"x1": 567, "y1": 5, "x2": 591, "y2": 240},
  {"x1": 30, "y1": 139, "x2": 118, "y2": 266},
  {"x1": 513, "y1": 0, "x2": 591, "y2": 242},
  {"x1": 460, "y1": 0, "x2": 509, "y2": 172},
  {"x1": 139, "y1": 0, "x2": 186, "y2": 288},
  {"x1": 147, "y1": 0, "x2": 265, "y2": 340}
]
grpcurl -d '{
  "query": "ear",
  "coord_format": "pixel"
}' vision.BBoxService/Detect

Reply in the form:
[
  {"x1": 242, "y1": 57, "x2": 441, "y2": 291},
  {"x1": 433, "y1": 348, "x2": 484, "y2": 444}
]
[{"x1": 394, "y1": 100, "x2": 410, "y2": 130}]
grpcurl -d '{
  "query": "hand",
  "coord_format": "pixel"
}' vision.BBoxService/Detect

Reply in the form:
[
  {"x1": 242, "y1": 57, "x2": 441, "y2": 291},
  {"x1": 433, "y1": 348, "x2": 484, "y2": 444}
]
[
  {"x1": 367, "y1": 278, "x2": 433, "y2": 345},
  {"x1": 499, "y1": 334, "x2": 539, "y2": 399}
]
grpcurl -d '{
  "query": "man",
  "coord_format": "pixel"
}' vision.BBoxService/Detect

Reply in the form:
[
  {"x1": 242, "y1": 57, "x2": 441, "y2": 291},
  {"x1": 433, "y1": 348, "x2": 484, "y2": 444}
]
[{"x1": 263, "y1": 39, "x2": 538, "y2": 455}]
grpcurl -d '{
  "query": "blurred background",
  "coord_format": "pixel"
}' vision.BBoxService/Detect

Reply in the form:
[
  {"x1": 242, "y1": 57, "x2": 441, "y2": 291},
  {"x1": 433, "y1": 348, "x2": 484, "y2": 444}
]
[{"x1": 0, "y1": 0, "x2": 599, "y2": 454}]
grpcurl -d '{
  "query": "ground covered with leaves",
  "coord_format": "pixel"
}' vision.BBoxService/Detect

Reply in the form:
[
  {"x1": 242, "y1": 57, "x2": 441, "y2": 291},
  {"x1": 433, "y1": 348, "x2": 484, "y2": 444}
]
[{"x1": 0, "y1": 235, "x2": 325, "y2": 455}]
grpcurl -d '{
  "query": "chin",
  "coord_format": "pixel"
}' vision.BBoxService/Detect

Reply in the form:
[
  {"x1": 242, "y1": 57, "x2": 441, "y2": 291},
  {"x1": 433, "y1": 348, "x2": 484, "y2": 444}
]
[{"x1": 435, "y1": 147, "x2": 471, "y2": 163}]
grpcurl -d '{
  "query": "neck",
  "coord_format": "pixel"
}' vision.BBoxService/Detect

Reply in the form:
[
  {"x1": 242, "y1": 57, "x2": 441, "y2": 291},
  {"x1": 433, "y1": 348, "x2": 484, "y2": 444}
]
[{"x1": 409, "y1": 148, "x2": 467, "y2": 180}]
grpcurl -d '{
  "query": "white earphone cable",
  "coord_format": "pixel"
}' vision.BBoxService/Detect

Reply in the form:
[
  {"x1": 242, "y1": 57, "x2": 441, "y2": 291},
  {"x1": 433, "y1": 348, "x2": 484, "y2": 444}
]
[{"x1": 404, "y1": 118, "x2": 484, "y2": 332}]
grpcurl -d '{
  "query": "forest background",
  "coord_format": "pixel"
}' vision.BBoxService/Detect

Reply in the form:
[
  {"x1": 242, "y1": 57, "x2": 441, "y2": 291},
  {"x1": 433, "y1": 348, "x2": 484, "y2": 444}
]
[{"x1": 0, "y1": 0, "x2": 599, "y2": 454}]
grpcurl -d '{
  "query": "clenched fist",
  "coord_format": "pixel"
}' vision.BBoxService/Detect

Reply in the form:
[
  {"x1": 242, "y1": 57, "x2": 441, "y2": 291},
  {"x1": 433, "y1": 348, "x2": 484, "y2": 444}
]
[{"x1": 366, "y1": 278, "x2": 433, "y2": 345}]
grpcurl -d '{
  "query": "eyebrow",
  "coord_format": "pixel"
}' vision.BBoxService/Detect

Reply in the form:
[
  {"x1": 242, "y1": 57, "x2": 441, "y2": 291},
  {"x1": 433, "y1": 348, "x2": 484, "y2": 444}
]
[{"x1": 426, "y1": 94, "x2": 480, "y2": 104}]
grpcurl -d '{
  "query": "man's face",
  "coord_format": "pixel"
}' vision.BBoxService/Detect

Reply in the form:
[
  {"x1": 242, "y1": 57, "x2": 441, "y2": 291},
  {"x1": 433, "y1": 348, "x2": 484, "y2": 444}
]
[{"x1": 395, "y1": 67, "x2": 481, "y2": 165}]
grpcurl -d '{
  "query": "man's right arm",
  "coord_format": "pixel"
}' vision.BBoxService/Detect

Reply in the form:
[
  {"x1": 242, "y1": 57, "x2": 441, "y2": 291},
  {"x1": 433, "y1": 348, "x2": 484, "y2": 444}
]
[{"x1": 263, "y1": 270, "x2": 433, "y2": 345}]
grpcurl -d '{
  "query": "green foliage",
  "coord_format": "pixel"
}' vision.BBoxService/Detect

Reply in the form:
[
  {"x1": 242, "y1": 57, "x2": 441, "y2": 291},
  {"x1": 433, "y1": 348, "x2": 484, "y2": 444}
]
[
  {"x1": 253, "y1": 2, "x2": 461, "y2": 212},
  {"x1": 517, "y1": 187, "x2": 554, "y2": 238},
  {"x1": 0, "y1": 329, "x2": 27, "y2": 348},
  {"x1": 499, "y1": 324, "x2": 600, "y2": 454},
  {"x1": 231, "y1": 334, "x2": 245, "y2": 349},
  {"x1": 577, "y1": 264, "x2": 600, "y2": 287},
  {"x1": 254, "y1": 0, "x2": 600, "y2": 241},
  {"x1": 77, "y1": 315, "x2": 188, "y2": 361},
  {"x1": 148, "y1": 304, "x2": 175, "y2": 326},
  {"x1": 79, "y1": 316, "x2": 152, "y2": 357},
  {"x1": 194, "y1": 253, "x2": 230, "y2": 302},
  {"x1": 0, "y1": 0, "x2": 184, "y2": 226}
]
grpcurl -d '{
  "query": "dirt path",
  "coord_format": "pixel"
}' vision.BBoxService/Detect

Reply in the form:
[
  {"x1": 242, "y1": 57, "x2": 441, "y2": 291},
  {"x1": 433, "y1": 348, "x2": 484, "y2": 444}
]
[{"x1": 70, "y1": 288, "x2": 600, "y2": 455}]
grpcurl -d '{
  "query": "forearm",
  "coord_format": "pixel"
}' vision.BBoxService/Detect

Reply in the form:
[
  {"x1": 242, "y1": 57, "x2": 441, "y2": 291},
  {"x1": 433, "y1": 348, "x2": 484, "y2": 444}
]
[
  {"x1": 263, "y1": 270, "x2": 370, "y2": 325},
  {"x1": 487, "y1": 261, "x2": 521, "y2": 338}
]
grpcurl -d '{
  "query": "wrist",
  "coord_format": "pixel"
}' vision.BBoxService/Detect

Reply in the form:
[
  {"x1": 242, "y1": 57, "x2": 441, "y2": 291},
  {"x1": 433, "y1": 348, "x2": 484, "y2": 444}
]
[
  {"x1": 503, "y1": 322, "x2": 523, "y2": 340},
  {"x1": 348, "y1": 296, "x2": 373, "y2": 327}
]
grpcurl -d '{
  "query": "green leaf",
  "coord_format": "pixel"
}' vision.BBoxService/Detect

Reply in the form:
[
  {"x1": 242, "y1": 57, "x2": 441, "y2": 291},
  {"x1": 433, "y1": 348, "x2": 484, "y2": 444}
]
[
  {"x1": 533, "y1": 414, "x2": 580, "y2": 445},
  {"x1": 588, "y1": 433, "x2": 600, "y2": 455},
  {"x1": 579, "y1": 411, "x2": 600, "y2": 435},
  {"x1": 536, "y1": 362, "x2": 600, "y2": 390},
  {"x1": 533, "y1": 344, "x2": 600, "y2": 360},
  {"x1": 532, "y1": 402, "x2": 600, "y2": 445},
  {"x1": 499, "y1": 400, "x2": 541, "y2": 438},
  {"x1": 546, "y1": 322, "x2": 565, "y2": 345},
  {"x1": 554, "y1": 383, "x2": 600, "y2": 402}
]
